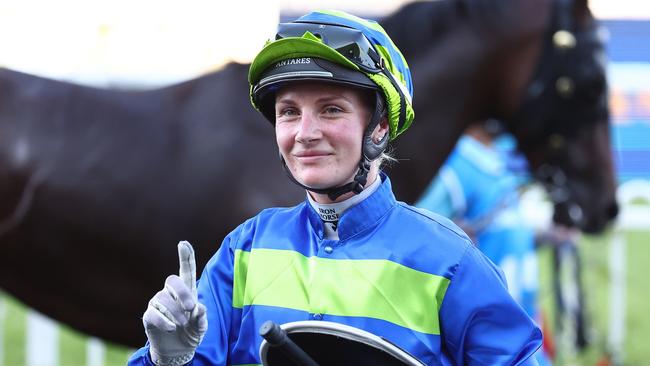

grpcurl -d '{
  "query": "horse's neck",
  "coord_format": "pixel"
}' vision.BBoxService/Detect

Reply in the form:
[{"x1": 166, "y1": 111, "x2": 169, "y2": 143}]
[
  {"x1": 381, "y1": 1, "x2": 488, "y2": 202},
  {"x1": 381, "y1": 0, "x2": 550, "y2": 59},
  {"x1": 389, "y1": 38, "x2": 487, "y2": 203},
  {"x1": 382, "y1": 0, "x2": 551, "y2": 203}
]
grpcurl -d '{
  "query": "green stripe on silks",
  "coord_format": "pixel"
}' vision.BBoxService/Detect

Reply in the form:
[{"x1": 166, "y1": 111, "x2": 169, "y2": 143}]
[{"x1": 232, "y1": 248, "x2": 450, "y2": 335}]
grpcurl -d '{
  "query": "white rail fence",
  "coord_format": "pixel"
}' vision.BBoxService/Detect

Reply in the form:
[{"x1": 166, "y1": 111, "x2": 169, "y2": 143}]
[
  {"x1": 0, "y1": 304, "x2": 120, "y2": 366},
  {"x1": 1, "y1": 180, "x2": 649, "y2": 366},
  {"x1": 521, "y1": 179, "x2": 650, "y2": 365}
]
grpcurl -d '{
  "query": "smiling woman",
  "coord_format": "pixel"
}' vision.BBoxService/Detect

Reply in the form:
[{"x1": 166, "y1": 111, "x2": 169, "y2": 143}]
[
  {"x1": 128, "y1": 9, "x2": 542, "y2": 366},
  {"x1": 274, "y1": 82, "x2": 382, "y2": 197},
  {"x1": 0, "y1": 0, "x2": 619, "y2": 354}
]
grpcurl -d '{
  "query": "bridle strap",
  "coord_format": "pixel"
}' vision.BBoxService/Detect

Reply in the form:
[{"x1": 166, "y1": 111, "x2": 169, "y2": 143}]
[{"x1": 512, "y1": 0, "x2": 607, "y2": 149}]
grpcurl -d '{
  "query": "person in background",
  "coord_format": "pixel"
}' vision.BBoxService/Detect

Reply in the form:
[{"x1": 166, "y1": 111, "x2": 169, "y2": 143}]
[
  {"x1": 128, "y1": 12, "x2": 542, "y2": 366},
  {"x1": 416, "y1": 119, "x2": 551, "y2": 365}
]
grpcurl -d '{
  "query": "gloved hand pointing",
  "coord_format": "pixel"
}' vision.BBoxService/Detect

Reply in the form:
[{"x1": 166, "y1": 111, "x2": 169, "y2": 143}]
[{"x1": 143, "y1": 241, "x2": 208, "y2": 366}]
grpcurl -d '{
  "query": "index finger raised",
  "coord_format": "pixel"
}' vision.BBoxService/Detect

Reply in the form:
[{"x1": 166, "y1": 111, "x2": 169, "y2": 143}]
[{"x1": 177, "y1": 240, "x2": 197, "y2": 296}]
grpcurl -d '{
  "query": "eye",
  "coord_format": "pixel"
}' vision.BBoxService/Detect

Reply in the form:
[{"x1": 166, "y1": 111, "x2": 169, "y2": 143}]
[
  {"x1": 323, "y1": 105, "x2": 344, "y2": 115},
  {"x1": 277, "y1": 107, "x2": 299, "y2": 119}
]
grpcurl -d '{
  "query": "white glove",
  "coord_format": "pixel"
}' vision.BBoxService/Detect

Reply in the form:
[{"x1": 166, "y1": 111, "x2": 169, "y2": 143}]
[{"x1": 143, "y1": 241, "x2": 208, "y2": 366}]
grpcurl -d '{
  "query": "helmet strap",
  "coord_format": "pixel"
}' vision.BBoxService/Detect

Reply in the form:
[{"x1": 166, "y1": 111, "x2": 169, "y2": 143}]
[
  {"x1": 280, "y1": 91, "x2": 388, "y2": 201},
  {"x1": 366, "y1": 49, "x2": 407, "y2": 135}
]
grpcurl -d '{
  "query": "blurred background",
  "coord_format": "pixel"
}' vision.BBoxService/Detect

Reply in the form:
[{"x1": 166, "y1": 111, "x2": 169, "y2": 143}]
[{"x1": 0, "y1": 0, "x2": 648, "y2": 365}]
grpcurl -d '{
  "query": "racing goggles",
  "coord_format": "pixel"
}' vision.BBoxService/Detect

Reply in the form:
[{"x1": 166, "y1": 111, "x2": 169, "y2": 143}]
[{"x1": 275, "y1": 21, "x2": 385, "y2": 74}]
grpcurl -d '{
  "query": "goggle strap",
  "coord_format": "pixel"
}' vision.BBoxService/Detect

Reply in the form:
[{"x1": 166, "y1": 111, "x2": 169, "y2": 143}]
[
  {"x1": 382, "y1": 69, "x2": 407, "y2": 136},
  {"x1": 367, "y1": 50, "x2": 407, "y2": 135}
]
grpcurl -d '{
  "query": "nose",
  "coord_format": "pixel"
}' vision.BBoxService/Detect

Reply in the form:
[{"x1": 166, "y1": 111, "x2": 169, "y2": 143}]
[
  {"x1": 295, "y1": 112, "x2": 321, "y2": 144},
  {"x1": 580, "y1": 200, "x2": 619, "y2": 234}
]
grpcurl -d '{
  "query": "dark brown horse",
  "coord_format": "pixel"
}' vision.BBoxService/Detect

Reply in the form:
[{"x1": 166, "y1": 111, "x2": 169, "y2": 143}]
[{"x1": 0, "y1": 0, "x2": 616, "y2": 347}]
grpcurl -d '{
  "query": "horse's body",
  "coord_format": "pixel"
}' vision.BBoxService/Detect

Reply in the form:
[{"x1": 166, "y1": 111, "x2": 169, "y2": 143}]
[{"x1": 0, "y1": 0, "x2": 616, "y2": 347}]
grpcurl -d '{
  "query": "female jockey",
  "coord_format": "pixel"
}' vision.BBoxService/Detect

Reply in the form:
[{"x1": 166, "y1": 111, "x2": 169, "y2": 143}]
[{"x1": 128, "y1": 10, "x2": 542, "y2": 366}]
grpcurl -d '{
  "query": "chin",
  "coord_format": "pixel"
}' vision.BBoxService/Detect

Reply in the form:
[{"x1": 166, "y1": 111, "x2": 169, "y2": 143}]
[
  {"x1": 295, "y1": 172, "x2": 346, "y2": 189},
  {"x1": 291, "y1": 163, "x2": 357, "y2": 188},
  {"x1": 299, "y1": 176, "x2": 336, "y2": 189}
]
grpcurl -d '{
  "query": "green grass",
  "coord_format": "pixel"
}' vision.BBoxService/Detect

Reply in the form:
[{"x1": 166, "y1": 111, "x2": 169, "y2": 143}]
[
  {"x1": 2, "y1": 294, "x2": 26, "y2": 366},
  {"x1": 0, "y1": 294, "x2": 133, "y2": 366},
  {"x1": 1, "y1": 230, "x2": 649, "y2": 365},
  {"x1": 622, "y1": 231, "x2": 650, "y2": 365},
  {"x1": 538, "y1": 230, "x2": 650, "y2": 366}
]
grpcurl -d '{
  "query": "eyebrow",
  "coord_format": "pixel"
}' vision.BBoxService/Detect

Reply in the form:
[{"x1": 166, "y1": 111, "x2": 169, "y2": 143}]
[
  {"x1": 317, "y1": 95, "x2": 353, "y2": 104},
  {"x1": 276, "y1": 94, "x2": 353, "y2": 106}
]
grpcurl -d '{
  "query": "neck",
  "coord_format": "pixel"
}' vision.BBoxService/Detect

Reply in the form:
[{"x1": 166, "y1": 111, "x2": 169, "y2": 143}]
[
  {"x1": 388, "y1": 24, "x2": 488, "y2": 204},
  {"x1": 381, "y1": 0, "x2": 551, "y2": 204},
  {"x1": 307, "y1": 176, "x2": 383, "y2": 240}
]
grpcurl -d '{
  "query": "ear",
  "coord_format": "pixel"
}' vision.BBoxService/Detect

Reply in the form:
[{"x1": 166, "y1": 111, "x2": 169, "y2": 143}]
[{"x1": 372, "y1": 117, "x2": 390, "y2": 143}]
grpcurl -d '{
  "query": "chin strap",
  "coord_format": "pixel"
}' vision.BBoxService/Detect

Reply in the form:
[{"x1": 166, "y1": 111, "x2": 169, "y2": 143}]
[
  {"x1": 280, "y1": 91, "x2": 388, "y2": 201},
  {"x1": 280, "y1": 155, "x2": 371, "y2": 201}
]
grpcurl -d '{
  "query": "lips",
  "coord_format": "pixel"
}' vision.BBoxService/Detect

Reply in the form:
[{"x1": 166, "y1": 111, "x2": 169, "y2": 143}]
[
  {"x1": 293, "y1": 150, "x2": 332, "y2": 163},
  {"x1": 293, "y1": 150, "x2": 331, "y2": 158}
]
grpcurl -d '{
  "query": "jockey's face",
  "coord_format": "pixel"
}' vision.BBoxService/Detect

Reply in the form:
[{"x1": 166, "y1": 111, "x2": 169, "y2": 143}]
[{"x1": 275, "y1": 82, "x2": 384, "y2": 202}]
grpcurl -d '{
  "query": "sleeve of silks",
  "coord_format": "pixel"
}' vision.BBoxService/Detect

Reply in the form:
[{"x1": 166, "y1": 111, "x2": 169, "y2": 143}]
[
  {"x1": 127, "y1": 233, "x2": 237, "y2": 366},
  {"x1": 439, "y1": 243, "x2": 543, "y2": 366}
]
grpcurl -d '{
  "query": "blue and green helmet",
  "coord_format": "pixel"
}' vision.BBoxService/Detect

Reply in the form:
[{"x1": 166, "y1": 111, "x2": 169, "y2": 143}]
[{"x1": 248, "y1": 10, "x2": 415, "y2": 140}]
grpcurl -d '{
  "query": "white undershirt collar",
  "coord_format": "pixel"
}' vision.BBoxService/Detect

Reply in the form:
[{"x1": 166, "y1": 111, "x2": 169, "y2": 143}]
[{"x1": 308, "y1": 176, "x2": 382, "y2": 240}]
